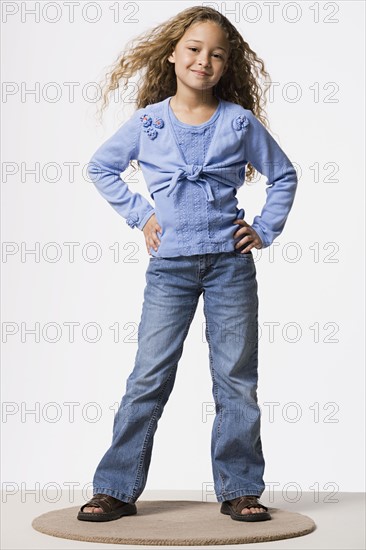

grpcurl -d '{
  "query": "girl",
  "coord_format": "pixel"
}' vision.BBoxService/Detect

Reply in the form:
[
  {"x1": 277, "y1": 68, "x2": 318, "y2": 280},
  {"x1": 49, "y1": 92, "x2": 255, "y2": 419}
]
[{"x1": 78, "y1": 6, "x2": 298, "y2": 523}]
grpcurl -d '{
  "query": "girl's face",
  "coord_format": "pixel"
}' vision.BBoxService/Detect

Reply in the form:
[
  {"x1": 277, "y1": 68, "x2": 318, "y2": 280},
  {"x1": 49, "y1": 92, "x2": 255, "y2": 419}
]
[{"x1": 168, "y1": 21, "x2": 230, "y2": 96}]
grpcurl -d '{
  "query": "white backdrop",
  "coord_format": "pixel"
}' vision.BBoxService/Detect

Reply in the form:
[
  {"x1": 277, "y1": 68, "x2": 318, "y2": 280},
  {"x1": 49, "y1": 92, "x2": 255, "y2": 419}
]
[{"x1": 2, "y1": 0, "x2": 365, "y2": 506}]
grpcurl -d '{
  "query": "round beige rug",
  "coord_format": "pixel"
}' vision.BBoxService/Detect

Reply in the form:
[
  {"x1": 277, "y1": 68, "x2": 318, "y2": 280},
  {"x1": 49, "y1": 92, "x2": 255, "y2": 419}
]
[{"x1": 32, "y1": 500, "x2": 316, "y2": 546}]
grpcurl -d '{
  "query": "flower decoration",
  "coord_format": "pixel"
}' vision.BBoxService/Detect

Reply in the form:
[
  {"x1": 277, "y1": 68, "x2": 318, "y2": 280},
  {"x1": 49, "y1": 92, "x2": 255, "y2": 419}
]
[
  {"x1": 232, "y1": 114, "x2": 249, "y2": 132},
  {"x1": 153, "y1": 117, "x2": 164, "y2": 129},
  {"x1": 145, "y1": 126, "x2": 158, "y2": 140},
  {"x1": 140, "y1": 114, "x2": 152, "y2": 127},
  {"x1": 140, "y1": 113, "x2": 165, "y2": 139}
]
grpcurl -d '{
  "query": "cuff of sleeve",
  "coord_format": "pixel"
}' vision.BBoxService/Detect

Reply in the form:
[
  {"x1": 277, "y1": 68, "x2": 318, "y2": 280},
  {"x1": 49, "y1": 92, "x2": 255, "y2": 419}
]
[
  {"x1": 137, "y1": 208, "x2": 155, "y2": 230},
  {"x1": 251, "y1": 223, "x2": 271, "y2": 249},
  {"x1": 125, "y1": 208, "x2": 155, "y2": 231}
]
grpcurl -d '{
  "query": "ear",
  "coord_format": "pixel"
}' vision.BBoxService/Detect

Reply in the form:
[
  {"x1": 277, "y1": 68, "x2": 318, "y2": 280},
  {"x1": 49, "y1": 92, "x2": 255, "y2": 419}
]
[{"x1": 168, "y1": 50, "x2": 175, "y2": 64}]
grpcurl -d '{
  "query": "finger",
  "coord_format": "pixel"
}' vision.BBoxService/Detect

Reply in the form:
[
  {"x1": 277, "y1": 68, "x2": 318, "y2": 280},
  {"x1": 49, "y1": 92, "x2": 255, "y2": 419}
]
[
  {"x1": 233, "y1": 219, "x2": 249, "y2": 227},
  {"x1": 238, "y1": 239, "x2": 255, "y2": 253},
  {"x1": 235, "y1": 235, "x2": 254, "y2": 249},
  {"x1": 146, "y1": 236, "x2": 156, "y2": 253},
  {"x1": 233, "y1": 226, "x2": 251, "y2": 238},
  {"x1": 236, "y1": 242, "x2": 253, "y2": 253},
  {"x1": 150, "y1": 234, "x2": 160, "y2": 251}
]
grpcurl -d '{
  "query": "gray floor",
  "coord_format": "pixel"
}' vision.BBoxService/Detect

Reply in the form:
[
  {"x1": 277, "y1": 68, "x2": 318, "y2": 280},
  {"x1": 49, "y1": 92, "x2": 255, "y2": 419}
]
[{"x1": 1, "y1": 490, "x2": 365, "y2": 549}]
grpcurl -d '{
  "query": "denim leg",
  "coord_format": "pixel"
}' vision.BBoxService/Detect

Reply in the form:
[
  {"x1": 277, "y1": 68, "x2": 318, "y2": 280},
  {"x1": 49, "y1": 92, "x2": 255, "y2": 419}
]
[
  {"x1": 93, "y1": 256, "x2": 201, "y2": 503},
  {"x1": 202, "y1": 252, "x2": 266, "y2": 502}
]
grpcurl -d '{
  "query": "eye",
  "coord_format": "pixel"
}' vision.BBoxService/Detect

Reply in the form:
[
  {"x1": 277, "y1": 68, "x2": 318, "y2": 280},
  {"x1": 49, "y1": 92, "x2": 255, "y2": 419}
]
[{"x1": 187, "y1": 47, "x2": 223, "y2": 59}]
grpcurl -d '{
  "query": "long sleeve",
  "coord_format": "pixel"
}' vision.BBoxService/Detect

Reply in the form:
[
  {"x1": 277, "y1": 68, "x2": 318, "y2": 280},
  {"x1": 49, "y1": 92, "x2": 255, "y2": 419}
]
[
  {"x1": 244, "y1": 110, "x2": 298, "y2": 248},
  {"x1": 87, "y1": 109, "x2": 155, "y2": 231}
]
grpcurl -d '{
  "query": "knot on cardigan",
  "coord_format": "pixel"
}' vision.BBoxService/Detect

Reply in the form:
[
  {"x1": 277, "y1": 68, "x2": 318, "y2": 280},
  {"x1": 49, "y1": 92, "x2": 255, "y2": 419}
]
[
  {"x1": 186, "y1": 164, "x2": 203, "y2": 181},
  {"x1": 166, "y1": 165, "x2": 215, "y2": 202}
]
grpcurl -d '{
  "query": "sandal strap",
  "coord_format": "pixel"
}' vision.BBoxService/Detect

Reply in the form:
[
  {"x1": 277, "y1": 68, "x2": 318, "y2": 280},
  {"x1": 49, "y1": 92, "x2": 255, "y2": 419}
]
[
  {"x1": 231, "y1": 496, "x2": 268, "y2": 513},
  {"x1": 80, "y1": 493, "x2": 123, "y2": 513}
]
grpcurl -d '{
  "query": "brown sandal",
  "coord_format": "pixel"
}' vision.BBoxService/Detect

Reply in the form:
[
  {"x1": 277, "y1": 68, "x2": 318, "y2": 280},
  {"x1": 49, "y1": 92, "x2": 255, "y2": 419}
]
[
  {"x1": 77, "y1": 493, "x2": 137, "y2": 522},
  {"x1": 220, "y1": 495, "x2": 271, "y2": 522}
]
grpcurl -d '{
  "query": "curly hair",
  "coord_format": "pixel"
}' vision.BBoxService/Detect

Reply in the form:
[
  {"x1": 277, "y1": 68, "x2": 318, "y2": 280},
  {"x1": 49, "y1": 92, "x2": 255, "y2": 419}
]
[{"x1": 94, "y1": 6, "x2": 271, "y2": 181}]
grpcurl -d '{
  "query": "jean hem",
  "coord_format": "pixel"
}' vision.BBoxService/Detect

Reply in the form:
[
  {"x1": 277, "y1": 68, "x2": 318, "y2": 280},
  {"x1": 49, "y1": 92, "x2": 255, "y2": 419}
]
[
  {"x1": 216, "y1": 488, "x2": 263, "y2": 503},
  {"x1": 93, "y1": 487, "x2": 137, "y2": 504}
]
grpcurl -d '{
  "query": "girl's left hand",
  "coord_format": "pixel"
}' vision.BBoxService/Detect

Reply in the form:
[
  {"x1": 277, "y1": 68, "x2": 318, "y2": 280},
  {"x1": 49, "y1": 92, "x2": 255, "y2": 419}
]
[{"x1": 233, "y1": 219, "x2": 263, "y2": 252}]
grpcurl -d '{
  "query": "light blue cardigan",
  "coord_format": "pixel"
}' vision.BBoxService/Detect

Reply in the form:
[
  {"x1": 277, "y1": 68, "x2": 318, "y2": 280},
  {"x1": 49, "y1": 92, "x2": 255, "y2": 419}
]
[{"x1": 88, "y1": 95, "x2": 298, "y2": 257}]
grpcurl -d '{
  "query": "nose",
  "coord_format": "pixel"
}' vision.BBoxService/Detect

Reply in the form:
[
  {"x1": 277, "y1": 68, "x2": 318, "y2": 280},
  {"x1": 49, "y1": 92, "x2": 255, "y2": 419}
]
[{"x1": 198, "y1": 52, "x2": 210, "y2": 67}]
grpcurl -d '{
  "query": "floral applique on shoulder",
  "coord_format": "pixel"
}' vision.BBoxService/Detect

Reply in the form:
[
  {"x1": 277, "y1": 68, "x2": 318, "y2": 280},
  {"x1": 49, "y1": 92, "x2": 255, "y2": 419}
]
[
  {"x1": 232, "y1": 114, "x2": 249, "y2": 133},
  {"x1": 140, "y1": 113, "x2": 165, "y2": 140}
]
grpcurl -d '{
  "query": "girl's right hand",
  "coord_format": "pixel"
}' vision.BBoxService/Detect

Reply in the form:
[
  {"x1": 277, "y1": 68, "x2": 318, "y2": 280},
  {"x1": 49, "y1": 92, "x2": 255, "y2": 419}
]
[{"x1": 142, "y1": 213, "x2": 162, "y2": 255}]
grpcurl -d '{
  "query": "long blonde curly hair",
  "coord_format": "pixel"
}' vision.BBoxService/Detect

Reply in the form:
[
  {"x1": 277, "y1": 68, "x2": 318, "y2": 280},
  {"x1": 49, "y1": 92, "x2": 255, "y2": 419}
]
[{"x1": 95, "y1": 6, "x2": 271, "y2": 181}]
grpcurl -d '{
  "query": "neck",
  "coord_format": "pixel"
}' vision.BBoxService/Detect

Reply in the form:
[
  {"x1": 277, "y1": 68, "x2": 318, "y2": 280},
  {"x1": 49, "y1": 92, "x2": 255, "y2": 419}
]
[{"x1": 171, "y1": 88, "x2": 218, "y2": 111}]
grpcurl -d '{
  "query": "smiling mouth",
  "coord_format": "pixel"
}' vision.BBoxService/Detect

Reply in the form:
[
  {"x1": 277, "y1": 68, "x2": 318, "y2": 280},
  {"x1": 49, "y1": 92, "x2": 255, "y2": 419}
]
[{"x1": 192, "y1": 70, "x2": 210, "y2": 76}]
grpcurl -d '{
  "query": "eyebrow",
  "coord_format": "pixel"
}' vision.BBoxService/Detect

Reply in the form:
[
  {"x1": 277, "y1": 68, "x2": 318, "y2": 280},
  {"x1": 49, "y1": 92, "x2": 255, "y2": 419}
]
[{"x1": 184, "y1": 39, "x2": 227, "y2": 52}]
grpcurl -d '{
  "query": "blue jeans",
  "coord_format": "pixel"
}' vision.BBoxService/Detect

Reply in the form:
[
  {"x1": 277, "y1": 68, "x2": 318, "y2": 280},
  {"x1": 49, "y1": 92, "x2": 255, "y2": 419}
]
[{"x1": 93, "y1": 250, "x2": 266, "y2": 503}]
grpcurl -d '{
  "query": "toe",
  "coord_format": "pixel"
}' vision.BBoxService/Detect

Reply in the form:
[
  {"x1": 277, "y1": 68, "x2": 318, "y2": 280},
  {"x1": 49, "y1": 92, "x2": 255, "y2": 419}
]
[
  {"x1": 241, "y1": 506, "x2": 262, "y2": 514},
  {"x1": 83, "y1": 506, "x2": 103, "y2": 513}
]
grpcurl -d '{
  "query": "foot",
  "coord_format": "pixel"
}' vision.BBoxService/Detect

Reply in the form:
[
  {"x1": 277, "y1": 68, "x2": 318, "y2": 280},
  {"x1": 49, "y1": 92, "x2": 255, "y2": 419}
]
[
  {"x1": 77, "y1": 493, "x2": 137, "y2": 522},
  {"x1": 229, "y1": 495, "x2": 266, "y2": 515},
  {"x1": 82, "y1": 494, "x2": 265, "y2": 515},
  {"x1": 82, "y1": 494, "x2": 126, "y2": 514},
  {"x1": 82, "y1": 504, "x2": 103, "y2": 514}
]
